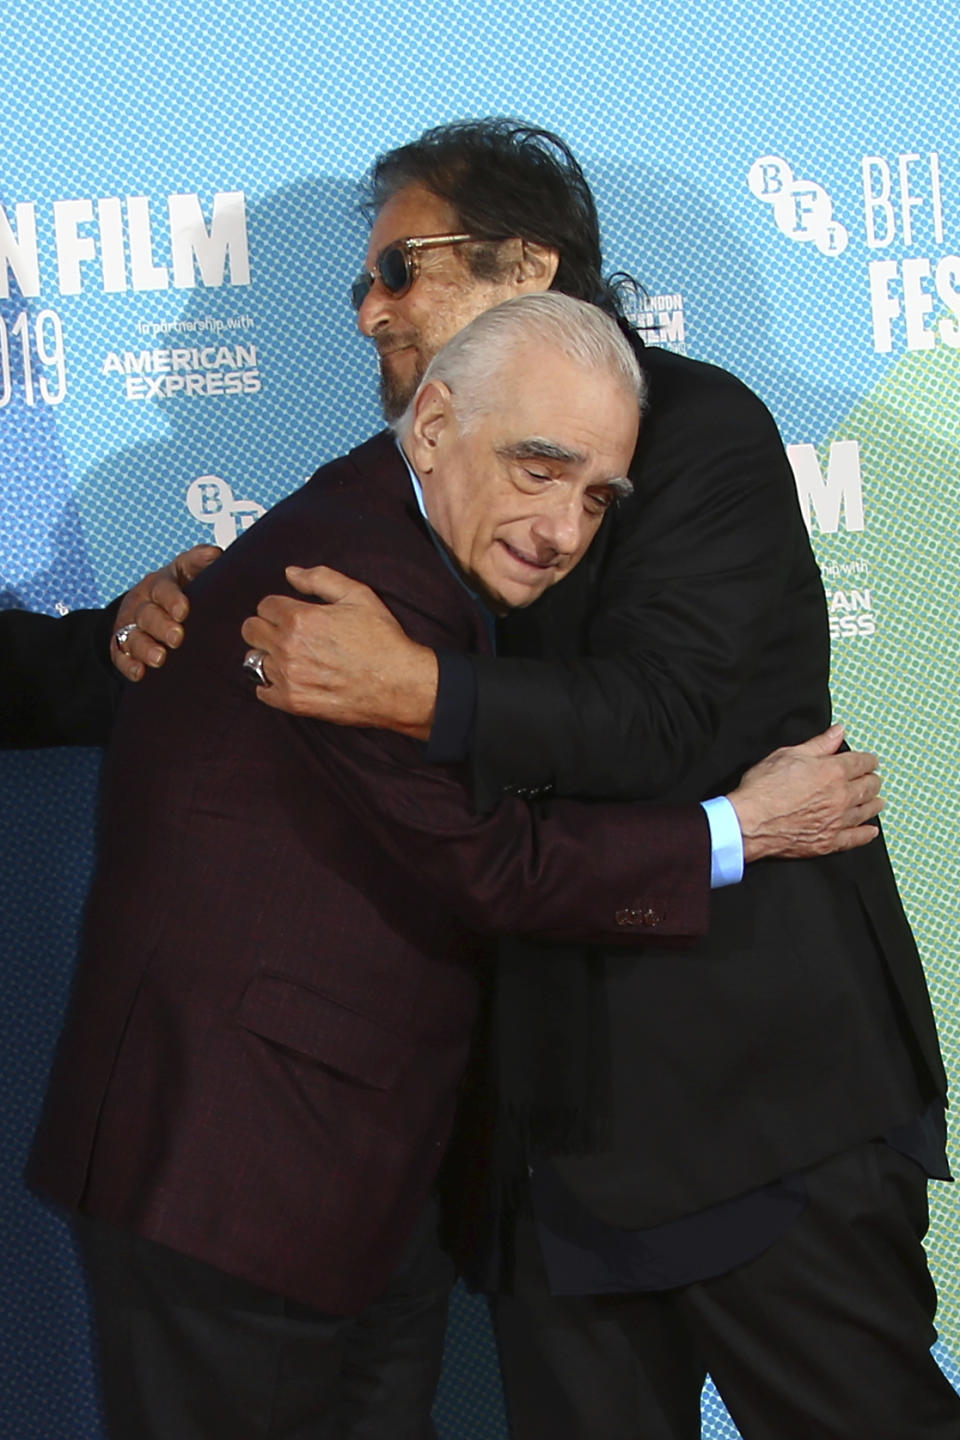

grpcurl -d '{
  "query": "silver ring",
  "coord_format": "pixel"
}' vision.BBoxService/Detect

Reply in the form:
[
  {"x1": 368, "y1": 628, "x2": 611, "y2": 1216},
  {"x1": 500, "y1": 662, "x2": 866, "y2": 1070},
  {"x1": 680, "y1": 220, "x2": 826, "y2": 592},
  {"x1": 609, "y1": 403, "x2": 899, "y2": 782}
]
[
  {"x1": 243, "y1": 649, "x2": 270, "y2": 686},
  {"x1": 114, "y1": 623, "x2": 139, "y2": 650}
]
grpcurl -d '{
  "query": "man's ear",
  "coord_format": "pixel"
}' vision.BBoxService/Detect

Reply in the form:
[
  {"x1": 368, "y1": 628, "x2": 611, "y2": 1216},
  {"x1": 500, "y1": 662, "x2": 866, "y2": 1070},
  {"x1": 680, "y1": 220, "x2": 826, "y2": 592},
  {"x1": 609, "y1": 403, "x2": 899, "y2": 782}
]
[
  {"x1": 407, "y1": 380, "x2": 454, "y2": 474},
  {"x1": 515, "y1": 239, "x2": 560, "y2": 294}
]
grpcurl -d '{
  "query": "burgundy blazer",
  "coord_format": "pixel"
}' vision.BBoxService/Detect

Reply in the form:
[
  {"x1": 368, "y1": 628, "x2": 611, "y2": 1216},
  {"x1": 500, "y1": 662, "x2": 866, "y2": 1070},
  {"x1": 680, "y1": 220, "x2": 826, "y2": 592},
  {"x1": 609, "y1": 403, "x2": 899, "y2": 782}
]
[{"x1": 30, "y1": 433, "x2": 710, "y2": 1315}]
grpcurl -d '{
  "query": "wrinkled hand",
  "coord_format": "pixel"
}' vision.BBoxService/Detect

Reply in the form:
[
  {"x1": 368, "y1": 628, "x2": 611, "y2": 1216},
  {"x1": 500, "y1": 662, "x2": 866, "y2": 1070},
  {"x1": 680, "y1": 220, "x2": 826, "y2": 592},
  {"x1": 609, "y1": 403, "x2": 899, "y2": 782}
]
[
  {"x1": 240, "y1": 564, "x2": 439, "y2": 737},
  {"x1": 728, "y1": 724, "x2": 884, "y2": 861},
  {"x1": 112, "y1": 544, "x2": 221, "y2": 681}
]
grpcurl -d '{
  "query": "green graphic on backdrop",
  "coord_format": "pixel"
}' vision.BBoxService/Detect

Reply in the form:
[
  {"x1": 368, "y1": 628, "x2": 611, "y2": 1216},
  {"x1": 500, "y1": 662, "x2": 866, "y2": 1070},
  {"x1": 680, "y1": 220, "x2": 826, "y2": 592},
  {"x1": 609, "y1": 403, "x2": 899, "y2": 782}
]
[{"x1": 811, "y1": 343, "x2": 960, "y2": 1353}]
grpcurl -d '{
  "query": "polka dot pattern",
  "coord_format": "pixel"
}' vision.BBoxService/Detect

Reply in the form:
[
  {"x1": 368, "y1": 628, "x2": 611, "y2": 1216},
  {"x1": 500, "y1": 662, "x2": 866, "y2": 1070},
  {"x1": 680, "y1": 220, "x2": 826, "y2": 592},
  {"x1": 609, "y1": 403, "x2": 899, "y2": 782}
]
[{"x1": 2, "y1": 3, "x2": 958, "y2": 1436}]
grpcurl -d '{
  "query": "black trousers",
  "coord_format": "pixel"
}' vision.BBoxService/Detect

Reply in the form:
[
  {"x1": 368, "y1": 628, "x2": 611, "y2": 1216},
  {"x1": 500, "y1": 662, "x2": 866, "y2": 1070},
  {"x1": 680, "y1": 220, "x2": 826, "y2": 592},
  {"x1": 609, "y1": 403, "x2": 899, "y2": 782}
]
[
  {"x1": 492, "y1": 1140, "x2": 960, "y2": 1440},
  {"x1": 77, "y1": 1199, "x2": 454, "y2": 1440}
]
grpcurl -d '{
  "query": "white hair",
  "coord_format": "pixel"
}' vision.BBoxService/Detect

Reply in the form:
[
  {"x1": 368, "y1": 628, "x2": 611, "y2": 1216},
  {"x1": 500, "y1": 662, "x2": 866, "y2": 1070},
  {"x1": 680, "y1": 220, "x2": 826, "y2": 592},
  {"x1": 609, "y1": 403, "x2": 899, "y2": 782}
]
[{"x1": 392, "y1": 291, "x2": 645, "y2": 438}]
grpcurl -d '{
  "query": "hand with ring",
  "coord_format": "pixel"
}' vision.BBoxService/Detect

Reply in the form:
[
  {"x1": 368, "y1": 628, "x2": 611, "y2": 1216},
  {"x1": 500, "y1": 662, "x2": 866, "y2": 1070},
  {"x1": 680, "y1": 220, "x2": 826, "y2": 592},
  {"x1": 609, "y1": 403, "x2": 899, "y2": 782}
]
[
  {"x1": 114, "y1": 622, "x2": 139, "y2": 652},
  {"x1": 111, "y1": 545, "x2": 222, "y2": 681},
  {"x1": 243, "y1": 650, "x2": 271, "y2": 687}
]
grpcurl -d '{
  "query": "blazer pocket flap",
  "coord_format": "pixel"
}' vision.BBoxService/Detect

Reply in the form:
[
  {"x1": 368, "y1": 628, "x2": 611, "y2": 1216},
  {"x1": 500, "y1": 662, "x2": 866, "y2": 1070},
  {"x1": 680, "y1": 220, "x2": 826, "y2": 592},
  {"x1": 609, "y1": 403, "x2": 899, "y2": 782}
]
[{"x1": 237, "y1": 972, "x2": 413, "y2": 1090}]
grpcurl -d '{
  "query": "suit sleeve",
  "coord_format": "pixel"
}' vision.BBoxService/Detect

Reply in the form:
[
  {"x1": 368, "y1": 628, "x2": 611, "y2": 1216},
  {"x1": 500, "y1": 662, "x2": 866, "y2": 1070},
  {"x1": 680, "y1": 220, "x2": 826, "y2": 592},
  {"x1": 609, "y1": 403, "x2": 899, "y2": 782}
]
[
  {"x1": 468, "y1": 371, "x2": 817, "y2": 805},
  {"x1": 294, "y1": 710, "x2": 711, "y2": 943},
  {"x1": 276, "y1": 550, "x2": 713, "y2": 946},
  {"x1": 0, "y1": 602, "x2": 122, "y2": 748}
]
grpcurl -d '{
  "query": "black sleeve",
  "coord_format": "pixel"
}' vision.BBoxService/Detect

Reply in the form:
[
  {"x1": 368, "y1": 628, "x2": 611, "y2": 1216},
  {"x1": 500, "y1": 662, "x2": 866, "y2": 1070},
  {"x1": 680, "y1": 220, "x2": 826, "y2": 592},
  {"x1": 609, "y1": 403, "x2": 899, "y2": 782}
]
[
  {"x1": 424, "y1": 650, "x2": 478, "y2": 765},
  {"x1": 0, "y1": 599, "x2": 123, "y2": 749}
]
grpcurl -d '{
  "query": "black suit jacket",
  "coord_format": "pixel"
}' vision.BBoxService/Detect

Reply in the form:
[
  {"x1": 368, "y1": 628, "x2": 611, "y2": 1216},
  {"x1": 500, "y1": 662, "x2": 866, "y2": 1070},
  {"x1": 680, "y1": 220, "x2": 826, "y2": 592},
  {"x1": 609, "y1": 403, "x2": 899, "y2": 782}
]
[
  {"x1": 1, "y1": 603, "x2": 119, "y2": 748},
  {"x1": 469, "y1": 347, "x2": 946, "y2": 1228},
  {"x1": 32, "y1": 433, "x2": 715, "y2": 1315}
]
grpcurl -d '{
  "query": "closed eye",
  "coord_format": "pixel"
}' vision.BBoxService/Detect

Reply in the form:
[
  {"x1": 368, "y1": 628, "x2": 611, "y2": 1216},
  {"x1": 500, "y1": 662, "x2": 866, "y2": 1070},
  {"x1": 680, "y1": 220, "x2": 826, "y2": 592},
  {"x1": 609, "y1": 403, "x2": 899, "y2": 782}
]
[{"x1": 585, "y1": 489, "x2": 615, "y2": 514}]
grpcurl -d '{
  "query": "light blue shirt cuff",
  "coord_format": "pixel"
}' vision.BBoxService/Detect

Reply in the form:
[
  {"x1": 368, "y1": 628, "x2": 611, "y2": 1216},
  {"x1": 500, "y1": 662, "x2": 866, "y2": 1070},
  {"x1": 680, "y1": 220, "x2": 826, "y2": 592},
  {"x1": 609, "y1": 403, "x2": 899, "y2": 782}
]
[{"x1": 701, "y1": 795, "x2": 744, "y2": 888}]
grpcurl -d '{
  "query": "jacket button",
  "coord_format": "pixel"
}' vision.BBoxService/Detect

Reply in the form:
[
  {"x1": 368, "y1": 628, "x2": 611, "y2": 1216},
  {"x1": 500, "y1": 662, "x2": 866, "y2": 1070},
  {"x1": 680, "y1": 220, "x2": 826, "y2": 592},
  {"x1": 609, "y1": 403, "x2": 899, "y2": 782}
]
[{"x1": 640, "y1": 908, "x2": 662, "y2": 927}]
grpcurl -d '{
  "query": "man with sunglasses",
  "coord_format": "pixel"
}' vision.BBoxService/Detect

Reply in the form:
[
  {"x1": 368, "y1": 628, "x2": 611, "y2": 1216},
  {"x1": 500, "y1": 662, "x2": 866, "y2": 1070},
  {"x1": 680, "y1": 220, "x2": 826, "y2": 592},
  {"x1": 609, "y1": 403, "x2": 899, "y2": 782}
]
[{"x1": 242, "y1": 120, "x2": 957, "y2": 1439}]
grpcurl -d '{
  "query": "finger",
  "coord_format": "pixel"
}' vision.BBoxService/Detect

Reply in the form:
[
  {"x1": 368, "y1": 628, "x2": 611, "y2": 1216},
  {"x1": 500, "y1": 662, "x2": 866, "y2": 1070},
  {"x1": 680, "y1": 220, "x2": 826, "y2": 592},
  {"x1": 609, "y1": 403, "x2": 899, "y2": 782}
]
[
  {"x1": 845, "y1": 773, "x2": 882, "y2": 806},
  {"x1": 791, "y1": 723, "x2": 846, "y2": 756},
  {"x1": 134, "y1": 598, "x2": 185, "y2": 652},
  {"x1": 148, "y1": 572, "x2": 192, "y2": 625},
  {"x1": 252, "y1": 680, "x2": 285, "y2": 710},
  {"x1": 837, "y1": 749, "x2": 879, "y2": 778},
  {"x1": 285, "y1": 564, "x2": 369, "y2": 602},
  {"x1": 253, "y1": 594, "x2": 302, "y2": 628},
  {"x1": 862, "y1": 773, "x2": 882, "y2": 801},
  {"x1": 111, "y1": 617, "x2": 156, "y2": 680},
  {"x1": 173, "y1": 544, "x2": 221, "y2": 585},
  {"x1": 241, "y1": 614, "x2": 277, "y2": 649},
  {"x1": 843, "y1": 794, "x2": 885, "y2": 826},
  {"x1": 242, "y1": 647, "x2": 273, "y2": 685},
  {"x1": 112, "y1": 649, "x2": 146, "y2": 683},
  {"x1": 830, "y1": 823, "x2": 880, "y2": 852}
]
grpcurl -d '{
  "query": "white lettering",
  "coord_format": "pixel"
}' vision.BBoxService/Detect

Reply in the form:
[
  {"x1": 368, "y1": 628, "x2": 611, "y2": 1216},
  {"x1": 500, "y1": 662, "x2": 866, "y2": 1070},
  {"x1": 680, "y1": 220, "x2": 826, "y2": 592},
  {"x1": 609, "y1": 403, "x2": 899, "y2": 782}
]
[
  {"x1": 54, "y1": 199, "x2": 96, "y2": 295},
  {"x1": 169, "y1": 191, "x2": 250, "y2": 289},
  {"x1": 863, "y1": 157, "x2": 895, "y2": 248},
  {"x1": 936, "y1": 256, "x2": 960, "y2": 347},
  {"x1": 0, "y1": 203, "x2": 40, "y2": 298},
  {"x1": 868, "y1": 260, "x2": 901, "y2": 352},
  {"x1": 931, "y1": 151, "x2": 945, "y2": 243},
  {"x1": 97, "y1": 197, "x2": 127, "y2": 292},
  {"x1": 869, "y1": 255, "x2": 960, "y2": 351},
  {"x1": 862, "y1": 151, "x2": 947, "y2": 249},
  {"x1": 747, "y1": 156, "x2": 793, "y2": 200},
  {"x1": 787, "y1": 440, "x2": 865, "y2": 534},
  {"x1": 127, "y1": 196, "x2": 169, "y2": 291},
  {"x1": 901, "y1": 257, "x2": 935, "y2": 349},
  {"x1": 898, "y1": 153, "x2": 924, "y2": 246}
]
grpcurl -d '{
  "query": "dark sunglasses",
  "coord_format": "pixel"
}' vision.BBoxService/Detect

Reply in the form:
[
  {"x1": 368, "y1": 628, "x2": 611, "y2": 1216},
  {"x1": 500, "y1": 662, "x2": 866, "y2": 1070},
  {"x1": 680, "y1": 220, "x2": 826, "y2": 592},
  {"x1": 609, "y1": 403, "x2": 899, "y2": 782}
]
[{"x1": 350, "y1": 233, "x2": 478, "y2": 311}]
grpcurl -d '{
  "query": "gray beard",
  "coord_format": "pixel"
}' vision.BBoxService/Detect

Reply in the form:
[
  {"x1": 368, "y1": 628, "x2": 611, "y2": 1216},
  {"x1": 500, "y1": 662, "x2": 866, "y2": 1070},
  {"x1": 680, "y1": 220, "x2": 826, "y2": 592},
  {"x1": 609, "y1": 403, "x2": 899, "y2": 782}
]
[{"x1": 378, "y1": 357, "x2": 424, "y2": 422}]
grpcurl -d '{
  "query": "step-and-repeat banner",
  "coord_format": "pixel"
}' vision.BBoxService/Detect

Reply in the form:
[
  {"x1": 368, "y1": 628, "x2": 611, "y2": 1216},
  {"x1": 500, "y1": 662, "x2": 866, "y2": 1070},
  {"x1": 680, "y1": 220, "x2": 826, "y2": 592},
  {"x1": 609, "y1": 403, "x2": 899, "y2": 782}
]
[{"x1": 2, "y1": 3, "x2": 958, "y2": 1436}]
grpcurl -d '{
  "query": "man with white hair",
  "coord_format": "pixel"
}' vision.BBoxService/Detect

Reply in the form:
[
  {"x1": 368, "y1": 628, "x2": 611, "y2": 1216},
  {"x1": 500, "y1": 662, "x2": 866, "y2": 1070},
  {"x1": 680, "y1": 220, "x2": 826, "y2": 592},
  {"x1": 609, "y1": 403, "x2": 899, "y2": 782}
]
[{"x1": 30, "y1": 293, "x2": 877, "y2": 1440}]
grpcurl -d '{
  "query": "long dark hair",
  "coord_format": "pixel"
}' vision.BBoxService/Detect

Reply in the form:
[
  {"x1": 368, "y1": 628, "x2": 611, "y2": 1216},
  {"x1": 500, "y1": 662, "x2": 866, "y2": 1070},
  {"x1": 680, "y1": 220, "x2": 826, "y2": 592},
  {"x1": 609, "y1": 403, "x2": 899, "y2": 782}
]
[{"x1": 362, "y1": 118, "x2": 631, "y2": 322}]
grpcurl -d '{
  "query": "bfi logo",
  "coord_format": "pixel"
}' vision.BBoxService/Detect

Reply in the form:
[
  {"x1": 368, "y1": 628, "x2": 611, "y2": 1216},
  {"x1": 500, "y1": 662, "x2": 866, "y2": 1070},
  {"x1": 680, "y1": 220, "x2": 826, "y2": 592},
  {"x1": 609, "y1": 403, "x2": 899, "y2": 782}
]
[
  {"x1": 747, "y1": 156, "x2": 849, "y2": 256},
  {"x1": 186, "y1": 475, "x2": 265, "y2": 548}
]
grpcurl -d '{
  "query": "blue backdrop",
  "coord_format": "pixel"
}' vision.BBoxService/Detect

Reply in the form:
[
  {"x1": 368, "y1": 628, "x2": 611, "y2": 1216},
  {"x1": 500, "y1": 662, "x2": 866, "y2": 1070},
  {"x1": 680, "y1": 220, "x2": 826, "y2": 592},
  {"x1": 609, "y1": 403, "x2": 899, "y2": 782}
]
[{"x1": 2, "y1": 2, "x2": 959, "y2": 1434}]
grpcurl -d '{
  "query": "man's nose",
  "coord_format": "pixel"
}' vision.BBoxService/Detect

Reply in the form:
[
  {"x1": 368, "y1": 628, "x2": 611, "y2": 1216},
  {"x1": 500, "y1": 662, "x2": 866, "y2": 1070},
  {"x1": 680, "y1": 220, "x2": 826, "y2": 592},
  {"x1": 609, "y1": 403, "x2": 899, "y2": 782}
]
[
  {"x1": 532, "y1": 499, "x2": 586, "y2": 557},
  {"x1": 356, "y1": 279, "x2": 393, "y2": 337}
]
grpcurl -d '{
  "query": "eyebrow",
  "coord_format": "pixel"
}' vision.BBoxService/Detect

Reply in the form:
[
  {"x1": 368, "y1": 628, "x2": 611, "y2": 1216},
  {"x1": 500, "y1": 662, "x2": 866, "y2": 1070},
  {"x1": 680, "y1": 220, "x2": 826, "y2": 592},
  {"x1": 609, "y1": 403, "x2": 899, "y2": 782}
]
[
  {"x1": 496, "y1": 438, "x2": 587, "y2": 465},
  {"x1": 496, "y1": 439, "x2": 633, "y2": 498}
]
